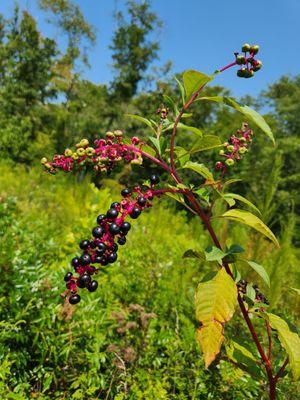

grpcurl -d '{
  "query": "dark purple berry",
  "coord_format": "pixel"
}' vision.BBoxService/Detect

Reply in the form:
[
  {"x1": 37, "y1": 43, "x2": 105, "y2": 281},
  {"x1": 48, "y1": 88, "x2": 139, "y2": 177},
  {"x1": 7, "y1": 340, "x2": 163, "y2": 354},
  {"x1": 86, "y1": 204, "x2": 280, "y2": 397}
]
[
  {"x1": 94, "y1": 255, "x2": 102, "y2": 263},
  {"x1": 78, "y1": 274, "x2": 91, "y2": 287},
  {"x1": 90, "y1": 241, "x2": 97, "y2": 249},
  {"x1": 121, "y1": 188, "x2": 131, "y2": 197},
  {"x1": 98, "y1": 242, "x2": 107, "y2": 252},
  {"x1": 80, "y1": 254, "x2": 91, "y2": 266},
  {"x1": 107, "y1": 252, "x2": 118, "y2": 263},
  {"x1": 97, "y1": 214, "x2": 106, "y2": 224},
  {"x1": 137, "y1": 196, "x2": 147, "y2": 207},
  {"x1": 100, "y1": 256, "x2": 108, "y2": 266},
  {"x1": 69, "y1": 294, "x2": 81, "y2": 305},
  {"x1": 88, "y1": 280, "x2": 98, "y2": 292},
  {"x1": 107, "y1": 208, "x2": 118, "y2": 219},
  {"x1": 79, "y1": 239, "x2": 90, "y2": 250},
  {"x1": 150, "y1": 174, "x2": 160, "y2": 185},
  {"x1": 64, "y1": 272, "x2": 73, "y2": 282},
  {"x1": 118, "y1": 236, "x2": 126, "y2": 245},
  {"x1": 92, "y1": 226, "x2": 105, "y2": 238},
  {"x1": 112, "y1": 243, "x2": 118, "y2": 252},
  {"x1": 71, "y1": 257, "x2": 80, "y2": 268},
  {"x1": 109, "y1": 223, "x2": 120, "y2": 235},
  {"x1": 130, "y1": 207, "x2": 141, "y2": 219},
  {"x1": 110, "y1": 202, "x2": 120, "y2": 209},
  {"x1": 120, "y1": 221, "x2": 131, "y2": 233}
]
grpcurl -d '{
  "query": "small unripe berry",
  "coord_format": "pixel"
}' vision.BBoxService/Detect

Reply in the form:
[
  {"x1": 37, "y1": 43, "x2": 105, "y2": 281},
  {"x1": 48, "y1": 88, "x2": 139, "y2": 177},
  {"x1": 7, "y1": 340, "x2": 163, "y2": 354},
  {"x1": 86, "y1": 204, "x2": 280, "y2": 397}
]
[
  {"x1": 106, "y1": 131, "x2": 115, "y2": 138},
  {"x1": 227, "y1": 145, "x2": 234, "y2": 152},
  {"x1": 225, "y1": 158, "x2": 235, "y2": 166},
  {"x1": 250, "y1": 44, "x2": 259, "y2": 55},
  {"x1": 80, "y1": 139, "x2": 89, "y2": 147},
  {"x1": 219, "y1": 150, "x2": 225, "y2": 156},
  {"x1": 245, "y1": 69, "x2": 254, "y2": 78},
  {"x1": 242, "y1": 43, "x2": 251, "y2": 52},
  {"x1": 252, "y1": 60, "x2": 262, "y2": 72},
  {"x1": 236, "y1": 55, "x2": 246, "y2": 65},
  {"x1": 88, "y1": 280, "x2": 98, "y2": 292},
  {"x1": 85, "y1": 147, "x2": 95, "y2": 156},
  {"x1": 69, "y1": 294, "x2": 81, "y2": 305},
  {"x1": 215, "y1": 161, "x2": 223, "y2": 169},
  {"x1": 76, "y1": 148, "x2": 85, "y2": 156},
  {"x1": 64, "y1": 148, "x2": 73, "y2": 157},
  {"x1": 114, "y1": 130, "x2": 123, "y2": 137},
  {"x1": 131, "y1": 158, "x2": 142, "y2": 165},
  {"x1": 41, "y1": 157, "x2": 48, "y2": 165},
  {"x1": 238, "y1": 147, "x2": 248, "y2": 154},
  {"x1": 150, "y1": 174, "x2": 160, "y2": 185}
]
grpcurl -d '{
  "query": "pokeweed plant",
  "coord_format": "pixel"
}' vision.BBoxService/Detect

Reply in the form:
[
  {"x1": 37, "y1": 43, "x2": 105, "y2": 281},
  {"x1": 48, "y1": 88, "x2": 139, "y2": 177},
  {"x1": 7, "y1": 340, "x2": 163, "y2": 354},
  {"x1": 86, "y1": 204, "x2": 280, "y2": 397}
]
[{"x1": 42, "y1": 44, "x2": 300, "y2": 399}]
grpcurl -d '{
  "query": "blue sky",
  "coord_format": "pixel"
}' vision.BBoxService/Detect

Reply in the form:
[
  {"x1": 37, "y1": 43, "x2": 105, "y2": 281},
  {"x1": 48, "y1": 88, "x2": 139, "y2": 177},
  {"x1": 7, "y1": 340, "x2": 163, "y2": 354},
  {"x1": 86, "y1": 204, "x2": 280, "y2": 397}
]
[{"x1": 1, "y1": 0, "x2": 299, "y2": 98}]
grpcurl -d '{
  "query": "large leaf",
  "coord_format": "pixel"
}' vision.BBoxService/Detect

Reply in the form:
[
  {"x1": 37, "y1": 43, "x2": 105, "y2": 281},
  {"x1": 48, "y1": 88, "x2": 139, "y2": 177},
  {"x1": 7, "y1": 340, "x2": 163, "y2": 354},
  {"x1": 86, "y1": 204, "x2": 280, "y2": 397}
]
[
  {"x1": 220, "y1": 209, "x2": 279, "y2": 248},
  {"x1": 182, "y1": 161, "x2": 214, "y2": 182},
  {"x1": 222, "y1": 193, "x2": 261, "y2": 215},
  {"x1": 225, "y1": 340, "x2": 263, "y2": 378},
  {"x1": 183, "y1": 70, "x2": 213, "y2": 101},
  {"x1": 198, "y1": 96, "x2": 275, "y2": 144},
  {"x1": 125, "y1": 114, "x2": 157, "y2": 133},
  {"x1": 245, "y1": 260, "x2": 270, "y2": 287},
  {"x1": 267, "y1": 313, "x2": 300, "y2": 380},
  {"x1": 195, "y1": 268, "x2": 238, "y2": 367},
  {"x1": 190, "y1": 135, "x2": 222, "y2": 153},
  {"x1": 148, "y1": 137, "x2": 166, "y2": 156},
  {"x1": 165, "y1": 122, "x2": 203, "y2": 137}
]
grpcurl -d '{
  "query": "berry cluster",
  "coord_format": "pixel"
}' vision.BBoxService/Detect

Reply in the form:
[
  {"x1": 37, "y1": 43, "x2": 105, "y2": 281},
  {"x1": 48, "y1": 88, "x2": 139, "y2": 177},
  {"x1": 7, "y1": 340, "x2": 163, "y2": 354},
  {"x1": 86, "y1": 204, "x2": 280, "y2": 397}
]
[
  {"x1": 215, "y1": 123, "x2": 253, "y2": 173},
  {"x1": 62, "y1": 175, "x2": 161, "y2": 305},
  {"x1": 235, "y1": 43, "x2": 262, "y2": 79},
  {"x1": 41, "y1": 130, "x2": 143, "y2": 174},
  {"x1": 237, "y1": 280, "x2": 269, "y2": 305},
  {"x1": 156, "y1": 105, "x2": 169, "y2": 121}
]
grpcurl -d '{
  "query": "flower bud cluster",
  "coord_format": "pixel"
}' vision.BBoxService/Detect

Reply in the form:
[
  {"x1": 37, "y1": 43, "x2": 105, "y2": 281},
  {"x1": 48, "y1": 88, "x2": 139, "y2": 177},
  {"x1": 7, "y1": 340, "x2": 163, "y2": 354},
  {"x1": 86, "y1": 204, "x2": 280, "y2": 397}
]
[
  {"x1": 41, "y1": 131, "x2": 143, "y2": 174},
  {"x1": 235, "y1": 43, "x2": 262, "y2": 79},
  {"x1": 62, "y1": 175, "x2": 161, "y2": 305},
  {"x1": 237, "y1": 280, "x2": 269, "y2": 305},
  {"x1": 215, "y1": 123, "x2": 253, "y2": 172}
]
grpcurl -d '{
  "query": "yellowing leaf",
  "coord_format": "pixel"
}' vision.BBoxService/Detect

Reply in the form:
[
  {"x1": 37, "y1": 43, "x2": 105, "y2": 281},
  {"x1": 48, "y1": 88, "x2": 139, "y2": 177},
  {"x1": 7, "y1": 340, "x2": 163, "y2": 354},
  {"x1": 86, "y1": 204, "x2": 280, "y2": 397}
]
[
  {"x1": 195, "y1": 268, "x2": 238, "y2": 367},
  {"x1": 220, "y1": 209, "x2": 279, "y2": 248},
  {"x1": 222, "y1": 193, "x2": 261, "y2": 215},
  {"x1": 196, "y1": 322, "x2": 223, "y2": 368},
  {"x1": 267, "y1": 313, "x2": 300, "y2": 380},
  {"x1": 183, "y1": 70, "x2": 212, "y2": 101}
]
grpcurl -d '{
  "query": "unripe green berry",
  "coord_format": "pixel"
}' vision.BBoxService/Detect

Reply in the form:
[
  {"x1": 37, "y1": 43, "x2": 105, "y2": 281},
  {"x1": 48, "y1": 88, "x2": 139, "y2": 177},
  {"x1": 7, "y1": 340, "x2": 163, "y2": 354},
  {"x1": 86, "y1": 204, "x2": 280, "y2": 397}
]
[
  {"x1": 238, "y1": 146, "x2": 248, "y2": 154},
  {"x1": 227, "y1": 145, "x2": 234, "y2": 152},
  {"x1": 219, "y1": 149, "x2": 225, "y2": 156},
  {"x1": 114, "y1": 130, "x2": 123, "y2": 137},
  {"x1": 236, "y1": 55, "x2": 246, "y2": 65},
  {"x1": 253, "y1": 60, "x2": 262, "y2": 72},
  {"x1": 242, "y1": 43, "x2": 251, "y2": 52},
  {"x1": 64, "y1": 148, "x2": 73, "y2": 157},
  {"x1": 106, "y1": 131, "x2": 115, "y2": 138},
  {"x1": 41, "y1": 157, "x2": 48, "y2": 165},
  {"x1": 250, "y1": 45, "x2": 259, "y2": 55},
  {"x1": 77, "y1": 148, "x2": 85, "y2": 156},
  {"x1": 246, "y1": 69, "x2": 255, "y2": 78},
  {"x1": 80, "y1": 139, "x2": 89, "y2": 147},
  {"x1": 225, "y1": 158, "x2": 235, "y2": 166},
  {"x1": 72, "y1": 153, "x2": 79, "y2": 160},
  {"x1": 131, "y1": 158, "x2": 142, "y2": 165},
  {"x1": 85, "y1": 147, "x2": 95, "y2": 156}
]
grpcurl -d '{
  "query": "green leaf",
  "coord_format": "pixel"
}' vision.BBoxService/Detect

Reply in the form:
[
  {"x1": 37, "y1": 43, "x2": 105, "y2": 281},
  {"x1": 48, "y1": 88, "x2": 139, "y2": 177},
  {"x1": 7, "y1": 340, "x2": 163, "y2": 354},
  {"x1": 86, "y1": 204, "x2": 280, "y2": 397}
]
[
  {"x1": 198, "y1": 96, "x2": 275, "y2": 144},
  {"x1": 182, "y1": 161, "x2": 214, "y2": 182},
  {"x1": 227, "y1": 244, "x2": 245, "y2": 254},
  {"x1": 183, "y1": 70, "x2": 212, "y2": 101},
  {"x1": 148, "y1": 137, "x2": 166, "y2": 156},
  {"x1": 190, "y1": 135, "x2": 222, "y2": 154},
  {"x1": 163, "y1": 94, "x2": 179, "y2": 115},
  {"x1": 195, "y1": 268, "x2": 238, "y2": 367},
  {"x1": 223, "y1": 178, "x2": 242, "y2": 189},
  {"x1": 222, "y1": 193, "x2": 261, "y2": 215},
  {"x1": 174, "y1": 76, "x2": 186, "y2": 104},
  {"x1": 225, "y1": 341, "x2": 263, "y2": 379},
  {"x1": 219, "y1": 209, "x2": 279, "y2": 248},
  {"x1": 125, "y1": 114, "x2": 156, "y2": 133},
  {"x1": 183, "y1": 249, "x2": 205, "y2": 260},
  {"x1": 245, "y1": 260, "x2": 270, "y2": 287},
  {"x1": 174, "y1": 146, "x2": 190, "y2": 167},
  {"x1": 246, "y1": 283, "x2": 256, "y2": 302},
  {"x1": 267, "y1": 313, "x2": 300, "y2": 380},
  {"x1": 140, "y1": 143, "x2": 156, "y2": 157},
  {"x1": 205, "y1": 245, "x2": 227, "y2": 263},
  {"x1": 163, "y1": 122, "x2": 203, "y2": 136}
]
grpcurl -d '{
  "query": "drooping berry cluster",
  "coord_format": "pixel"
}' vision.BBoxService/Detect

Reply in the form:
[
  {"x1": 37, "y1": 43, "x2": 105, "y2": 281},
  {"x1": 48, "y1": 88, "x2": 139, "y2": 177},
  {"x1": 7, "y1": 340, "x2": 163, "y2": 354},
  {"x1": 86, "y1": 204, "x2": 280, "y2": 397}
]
[
  {"x1": 41, "y1": 130, "x2": 143, "y2": 174},
  {"x1": 215, "y1": 123, "x2": 253, "y2": 173},
  {"x1": 235, "y1": 43, "x2": 262, "y2": 79},
  {"x1": 62, "y1": 174, "x2": 161, "y2": 305},
  {"x1": 237, "y1": 280, "x2": 269, "y2": 306}
]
